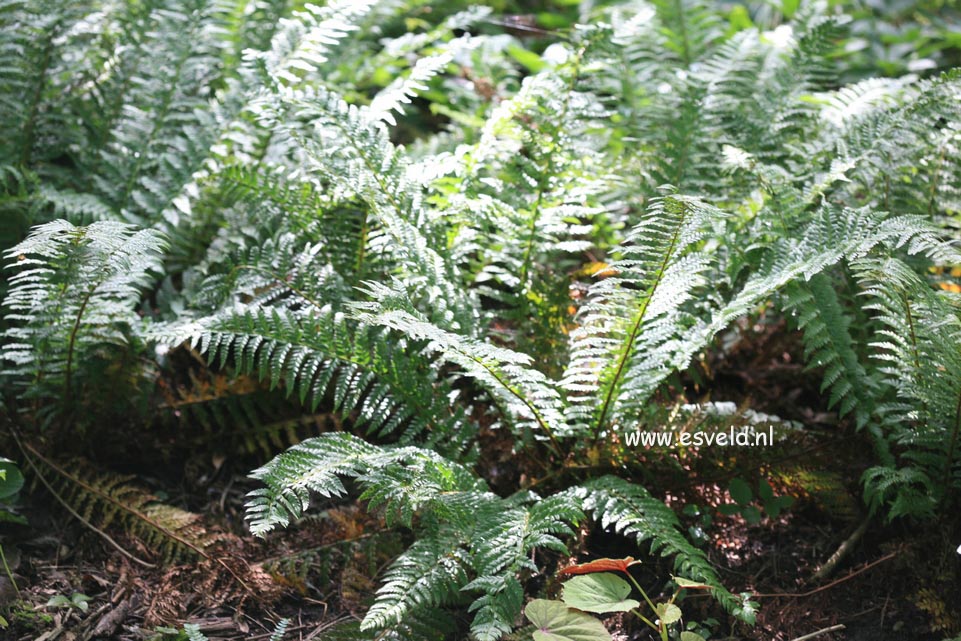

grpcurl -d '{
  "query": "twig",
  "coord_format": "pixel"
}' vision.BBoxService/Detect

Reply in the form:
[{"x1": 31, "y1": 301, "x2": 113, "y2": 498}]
[
  {"x1": 303, "y1": 616, "x2": 355, "y2": 641},
  {"x1": 787, "y1": 624, "x2": 845, "y2": 641},
  {"x1": 809, "y1": 515, "x2": 870, "y2": 583},
  {"x1": 753, "y1": 549, "x2": 898, "y2": 599}
]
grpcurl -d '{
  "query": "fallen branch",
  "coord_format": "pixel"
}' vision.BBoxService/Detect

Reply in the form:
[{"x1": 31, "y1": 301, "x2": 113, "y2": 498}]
[
  {"x1": 788, "y1": 624, "x2": 845, "y2": 641},
  {"x1": 809, "y1": 515, "x2": 870, "y2": 583},
  {"x1": 753, "y1": 549, "x2": 898, "y2": 599}
]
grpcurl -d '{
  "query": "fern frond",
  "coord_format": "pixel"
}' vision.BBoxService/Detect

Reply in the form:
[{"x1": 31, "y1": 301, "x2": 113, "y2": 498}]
[
  {"x1": 243, "y1": 433, "x2": 483, "y2": 536},
  {"x1": 2, "y1": 220, "x2": 166, "y2": 415},
  {"x1": 322, "y1": 609, "x2": 455, "y2": 641},
  {"x1": 253, "y1": 83, "x2": 479, "y2": 332},
  {"x1": 369, "y1": 53, "x2": 452, "y2": 127},
  {"x1": 26, "y1": 448, "x2": 216, "y2": 562},
  {"x1": 781, "y1": 274, "x2": 879, "y2": 429},
  {"x1": 361, "y1": 534, "x2": 470, "y2": 631},
  {"x1": 353, "y1": 300, "x2": 566, "y2": 445},
  {"x1": 579, "y1": 476, "x2": 742, "y2": 616},
  {"x1": 151, "y1": 305, "x2": 472, "y2": 451},
  {"x1": 854, "y1": 256, "x2": 961, "y2": 513},
  {"x1": 564, "y1": 194, "x2": 725, "y2": 434}
]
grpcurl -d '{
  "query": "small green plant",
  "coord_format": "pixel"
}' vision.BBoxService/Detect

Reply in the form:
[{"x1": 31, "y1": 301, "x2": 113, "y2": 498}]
[
  {"x1": 524, "y1": 557, "x2": 748, "y2": 641},
  {"x1": 6, "y1": 602, "x2": 53, "y2": 630},
  {"x1": 45, "y1": 592, "x2": 91, "y2": 613},
  {"x1": 0, "y1": 457, "x2": 25, "y2": 525},
  {"x1": 0, "y1": 456, "x2": 24, "y2": 605},
  {"x1": 718, "y1": 478, "x2": 795, "y2": 525}
]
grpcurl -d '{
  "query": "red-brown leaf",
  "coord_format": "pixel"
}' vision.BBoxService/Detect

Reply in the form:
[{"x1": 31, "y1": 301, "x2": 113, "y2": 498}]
[{"x1": 557, "y1": 557, "x2": 640, "y2": 576}]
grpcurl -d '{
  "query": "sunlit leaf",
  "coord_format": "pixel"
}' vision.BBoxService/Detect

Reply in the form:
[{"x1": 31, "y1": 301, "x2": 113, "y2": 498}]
[
  {"x1": 525, "y1": 600, "x2": 611, "y2": 641},
  {"x1": 561, "y1": 574, "x2": 640, "y2": 613}
]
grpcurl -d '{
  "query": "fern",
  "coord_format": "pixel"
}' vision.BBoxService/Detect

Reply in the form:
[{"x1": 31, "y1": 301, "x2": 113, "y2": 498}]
[
  {"x1": 151, "y1": 306, "x2": 473, "y2": 452},
  {"x1": 564, "y1": 193, "x2": 726, "y2": 435},
  {"x1": 246, "y1": 432, "x2": 587, "y2": 638},
  {"x1": 22, "y1": 447, "x2": 217, "y2": 563},
  {"x1": 184, "y1": 618, "x2": 289, "y2": 641},
  {"x1": 4, "y1": 1, "x2": 961, "y2": 637},
  {"x1": 579, "y1": 476, "x2": 742, "y2": 614},
  {"x1": 854, "y1": 256, "x2": 961, "y2": 517},
  {"x1": 2, "y1": 220, "x2": 166, "y2": 421},
  {"x1": 352, "y1": 298, "x2": 566, "y2": 446}
]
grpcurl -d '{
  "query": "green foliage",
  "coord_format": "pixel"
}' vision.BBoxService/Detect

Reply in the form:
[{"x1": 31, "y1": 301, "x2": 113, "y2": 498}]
[
  {"x1": 718, "y1": 477, "x2": 795, "y2": 523},
  {"x1": 530, "y1": 565, "x2": 713, "y2": 641},
  {"x1": 45, "y1": 593, "x2": 90, "y2": 613},
  {"x1": 2, "y1": 0, "x2": 961, "y2": 638},
  {"x1": 2, "y1": 221, "x2": 166, "y2": 425},
  {"x1": 0, "y1": 456, "x2": 26, "y2": 526}
]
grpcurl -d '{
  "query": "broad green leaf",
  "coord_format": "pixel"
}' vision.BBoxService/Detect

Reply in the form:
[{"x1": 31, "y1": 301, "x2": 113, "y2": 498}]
[
  {"x1": 742, "y1": 506, "x2": 762, "y2": 524},
  {"x1": 734, "y1": 594, "x2": 759, "y2": 626},
  {"x1": 680, "y1": 632, "x2": 706, "y2": 641},
  {"x1": 46, "y1": 595, "x2": 71, "y2": 609},
  {"x1": 0, "y1": 459, "x2": 23, "y2": 501},
  {"x1": 741, "y1": 505, "x2": 761, "y2": 525},
  {"x1": 758, "y1": 479, "x2": 774, "y2": 501},
  {"x1": 728, "y1": 478, "x2": 752, "y2": 506},
  {"x1": 728, "y1": 5, "x2": 753, "y2": 31},
  {"x1": 656, "y1": 602, "x2": 682, "y2": 625},
  {"x1": 561, "y1": 574, "x2": 640, "y2": 613},
  {"x1": 507, "y1": 46, "x2": 545, "y2": 74},
  {"x1": 0, "y1": 511, "x2": 27, "y2": 525},
  {"x1": 525, "y1": 599, "x2": 611, "y2": 641}
]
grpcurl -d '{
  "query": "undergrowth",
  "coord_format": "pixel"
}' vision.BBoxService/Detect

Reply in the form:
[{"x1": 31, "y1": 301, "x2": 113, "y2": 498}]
[{"x1": 1, "y1": 0, "x2": 960, "y2": 639}]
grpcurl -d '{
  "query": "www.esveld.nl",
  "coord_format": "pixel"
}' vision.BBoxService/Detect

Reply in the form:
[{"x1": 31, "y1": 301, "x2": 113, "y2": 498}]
[{"x1": 624, "y1": 426, "x2": 776, "y2": 448}]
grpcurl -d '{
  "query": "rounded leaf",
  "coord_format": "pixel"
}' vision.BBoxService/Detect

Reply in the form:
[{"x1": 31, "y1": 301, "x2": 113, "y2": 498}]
[
  {"x1": 717, "y1": 503, "x2": 740, "y2": 516},
  {"x1": 0, "y1": 459, "x2": 23, "y2": 501},
  {"x1": 561, "y1": 574, "x2": 641, "y2": 613},
  {"x1": 656, "y1": 602, "x2": 682, "y2": 625},
  {"x1": 758, "y1": 479, "x2": 774, "y2": 501},
  {"x1": 742, "y1": 506, "x2": 762, "y2": 524},
  {"x1": 728, "y1": 478, "x2": 752, "y2": 506},
  {"x1": 680, "y1": 632, "x2": 706, "y2": 641},
  {"x1": 525, "y1": 600, "x2": 612, "y2": 641}
]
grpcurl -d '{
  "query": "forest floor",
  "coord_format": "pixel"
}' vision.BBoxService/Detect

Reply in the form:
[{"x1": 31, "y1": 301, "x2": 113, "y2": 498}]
[{"x1": 1, "y1": 318, "x2": 959, "y2": 641}]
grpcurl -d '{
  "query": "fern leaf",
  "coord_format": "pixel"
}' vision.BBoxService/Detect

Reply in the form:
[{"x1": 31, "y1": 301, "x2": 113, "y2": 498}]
[
  {"x1": 580, "y1": 476, "x2": 742, "y2": 617},
  {"x1": 2, "y1": 220, "x2": 166, "y2": 413},
  {"x1": 353, "y1": 301, "x2": 566, "y2": 445},
  {"x1": 564, "y1": 194, "x2": 725, "y2": 433},
  {"x1": 27, "y1": 448, "x2": 216, "y2": 562},
  {"x1": 361, "y1": 535, "x2": 470, "y2": 631}
]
